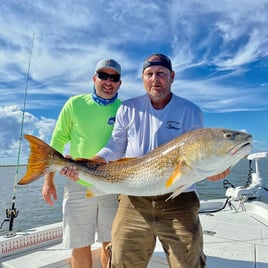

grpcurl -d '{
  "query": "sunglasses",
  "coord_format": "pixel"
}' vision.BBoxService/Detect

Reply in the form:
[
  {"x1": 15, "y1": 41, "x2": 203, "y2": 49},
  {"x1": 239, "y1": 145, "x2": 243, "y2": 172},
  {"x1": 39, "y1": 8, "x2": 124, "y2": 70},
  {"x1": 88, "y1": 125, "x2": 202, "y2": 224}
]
[{"x1": 96, "y1": 72, "x2": 121, "y2": 82}]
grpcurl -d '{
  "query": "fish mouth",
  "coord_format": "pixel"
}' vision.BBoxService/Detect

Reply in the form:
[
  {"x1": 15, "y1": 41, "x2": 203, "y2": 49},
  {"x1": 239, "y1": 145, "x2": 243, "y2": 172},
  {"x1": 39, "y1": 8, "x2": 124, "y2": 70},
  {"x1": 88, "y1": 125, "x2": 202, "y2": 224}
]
[{"x1": 230, "y1": 140, "x2": 252, "y2": 156}]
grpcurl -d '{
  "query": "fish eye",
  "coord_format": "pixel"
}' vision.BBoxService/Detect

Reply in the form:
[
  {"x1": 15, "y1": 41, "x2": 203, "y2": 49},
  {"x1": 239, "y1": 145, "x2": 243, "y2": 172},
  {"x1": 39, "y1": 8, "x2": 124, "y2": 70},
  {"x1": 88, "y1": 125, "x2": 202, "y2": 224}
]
[{"x1": 224, "y1": 133, "x2": 232, "y2": 138}]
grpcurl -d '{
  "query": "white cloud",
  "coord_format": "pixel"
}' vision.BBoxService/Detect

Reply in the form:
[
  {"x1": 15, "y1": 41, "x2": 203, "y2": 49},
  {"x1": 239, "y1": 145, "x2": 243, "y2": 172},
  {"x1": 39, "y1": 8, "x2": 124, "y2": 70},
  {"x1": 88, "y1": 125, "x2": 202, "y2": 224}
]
[
  {"x1": 0, "y1": 106, "x2": 55, "y2": 165},
  {"x1": 0, "y1": 0, "x2": 268, "y2": 163}
]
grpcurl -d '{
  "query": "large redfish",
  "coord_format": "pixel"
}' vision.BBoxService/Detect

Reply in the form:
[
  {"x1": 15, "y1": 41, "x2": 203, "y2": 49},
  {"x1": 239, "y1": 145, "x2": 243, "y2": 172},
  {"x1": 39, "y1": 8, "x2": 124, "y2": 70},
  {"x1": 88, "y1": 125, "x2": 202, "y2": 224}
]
[{"x1": 18, "y1": 128, "x2": 252, "y2": 198}]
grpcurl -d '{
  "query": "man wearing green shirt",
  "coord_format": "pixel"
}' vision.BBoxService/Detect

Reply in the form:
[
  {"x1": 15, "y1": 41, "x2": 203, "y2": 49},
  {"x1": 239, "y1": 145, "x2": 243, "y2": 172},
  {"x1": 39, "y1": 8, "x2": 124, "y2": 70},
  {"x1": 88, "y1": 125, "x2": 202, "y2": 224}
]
[{"x1": 42, "y1": 59, "x2": 122, "y2": 268}]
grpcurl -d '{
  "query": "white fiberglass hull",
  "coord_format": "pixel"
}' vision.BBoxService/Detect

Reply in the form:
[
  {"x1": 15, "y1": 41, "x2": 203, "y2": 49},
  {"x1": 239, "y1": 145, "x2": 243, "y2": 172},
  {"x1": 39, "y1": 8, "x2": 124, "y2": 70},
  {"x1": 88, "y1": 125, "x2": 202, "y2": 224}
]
[{"x1": 1, "y1": 198, "x2": 268, "y2": 268}]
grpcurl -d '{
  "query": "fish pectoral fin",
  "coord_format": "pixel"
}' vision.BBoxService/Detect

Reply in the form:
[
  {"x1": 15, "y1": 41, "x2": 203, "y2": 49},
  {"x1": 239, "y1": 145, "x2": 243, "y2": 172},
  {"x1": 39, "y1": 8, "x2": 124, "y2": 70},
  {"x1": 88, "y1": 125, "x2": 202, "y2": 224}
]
[
  {"x1": 85, "y1": 188, "x2": 95, "y2": 198},
  {"x1": 165, "y1": 164, "x2": 182, "y2": 187},
  {"x1": 166, "y1": 185, "x2": 189, "y2": 200}
]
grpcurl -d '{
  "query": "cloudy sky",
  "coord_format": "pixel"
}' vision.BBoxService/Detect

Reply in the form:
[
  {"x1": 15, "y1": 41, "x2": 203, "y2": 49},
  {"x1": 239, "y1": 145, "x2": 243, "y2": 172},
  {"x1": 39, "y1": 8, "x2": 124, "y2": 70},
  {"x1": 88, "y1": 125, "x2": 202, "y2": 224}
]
[{"x1": 0, "y1": 0, "x2": 268, "y2": 165}]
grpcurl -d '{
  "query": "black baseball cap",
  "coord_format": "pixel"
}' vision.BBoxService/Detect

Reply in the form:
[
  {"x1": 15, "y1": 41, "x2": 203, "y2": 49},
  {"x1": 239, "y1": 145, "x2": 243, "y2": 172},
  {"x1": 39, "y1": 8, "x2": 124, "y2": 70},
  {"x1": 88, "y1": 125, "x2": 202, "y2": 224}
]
[{"x1": 142, "y1": 53, "x2": 172, "y2": 72}]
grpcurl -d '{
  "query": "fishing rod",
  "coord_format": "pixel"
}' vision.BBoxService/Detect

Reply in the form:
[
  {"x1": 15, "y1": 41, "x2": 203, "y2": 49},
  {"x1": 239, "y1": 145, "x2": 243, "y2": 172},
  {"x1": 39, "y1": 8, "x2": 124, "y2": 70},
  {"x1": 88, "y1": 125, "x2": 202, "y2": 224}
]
[{"x1": 0, "y1": 33, "x2": 35, "y2": 238}]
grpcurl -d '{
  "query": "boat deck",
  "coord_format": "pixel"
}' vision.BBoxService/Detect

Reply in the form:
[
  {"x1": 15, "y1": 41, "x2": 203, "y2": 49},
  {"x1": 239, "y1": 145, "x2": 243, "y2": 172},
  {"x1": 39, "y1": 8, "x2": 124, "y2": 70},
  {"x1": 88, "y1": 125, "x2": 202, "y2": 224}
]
[
  {"x1": 1, "y1": 199, "x2": 268, "y2": 268},
  {"x1": 151, "y1": 199, "x2": 268, "y2": 267},
  {"x1": 201, "y1": 199, "x2": 268, "y2": 268}
]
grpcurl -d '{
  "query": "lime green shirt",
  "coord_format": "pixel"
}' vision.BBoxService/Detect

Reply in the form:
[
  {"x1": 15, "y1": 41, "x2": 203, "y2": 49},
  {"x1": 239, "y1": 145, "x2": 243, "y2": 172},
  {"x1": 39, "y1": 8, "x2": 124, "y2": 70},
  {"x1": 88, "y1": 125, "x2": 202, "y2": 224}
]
[{"x1": 50, "y1": 94, "x2": 121, "y2": 159}]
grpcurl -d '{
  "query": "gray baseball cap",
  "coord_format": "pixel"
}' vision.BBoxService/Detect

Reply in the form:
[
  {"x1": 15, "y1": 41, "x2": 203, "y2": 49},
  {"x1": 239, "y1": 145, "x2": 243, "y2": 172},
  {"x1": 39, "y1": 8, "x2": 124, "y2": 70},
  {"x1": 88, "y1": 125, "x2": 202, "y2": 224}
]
[{"x1": 95, "y1": 59, "x2": 121, "y2": 75}]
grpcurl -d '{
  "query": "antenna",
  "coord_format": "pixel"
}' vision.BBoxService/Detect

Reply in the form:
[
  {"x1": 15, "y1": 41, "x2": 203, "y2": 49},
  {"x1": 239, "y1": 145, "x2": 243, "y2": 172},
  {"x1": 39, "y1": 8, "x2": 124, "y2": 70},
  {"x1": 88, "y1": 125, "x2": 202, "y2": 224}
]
[{"x1": 0, "y1": 33, "x2": 35, "y2": 238}]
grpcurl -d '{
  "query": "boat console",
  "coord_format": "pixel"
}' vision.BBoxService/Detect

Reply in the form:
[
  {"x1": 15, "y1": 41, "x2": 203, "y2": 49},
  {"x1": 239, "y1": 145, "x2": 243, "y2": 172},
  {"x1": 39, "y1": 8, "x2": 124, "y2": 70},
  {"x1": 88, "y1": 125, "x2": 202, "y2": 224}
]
[{"x1": 225, "y1": 152, "x2": 268, "y2": 201}]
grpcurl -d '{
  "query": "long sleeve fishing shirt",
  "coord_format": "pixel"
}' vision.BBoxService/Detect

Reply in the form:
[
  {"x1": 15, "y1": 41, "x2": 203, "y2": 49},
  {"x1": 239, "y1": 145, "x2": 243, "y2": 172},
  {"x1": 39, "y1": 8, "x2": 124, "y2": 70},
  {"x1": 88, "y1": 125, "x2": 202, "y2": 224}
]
[
  {"x1": 97, "y1": 93, "x2": 203, "y2": 193},
  {"x1": 49, "y1": 94, "x2": 121, "y2": 159}
]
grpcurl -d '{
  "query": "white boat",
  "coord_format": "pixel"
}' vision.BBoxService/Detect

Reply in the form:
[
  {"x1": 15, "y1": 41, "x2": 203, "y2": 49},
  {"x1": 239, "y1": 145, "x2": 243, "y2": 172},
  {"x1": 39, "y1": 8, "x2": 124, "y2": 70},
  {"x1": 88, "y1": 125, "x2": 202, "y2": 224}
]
[{"x1": 1, "y1": 152, "x2": 268, "y2": 268}]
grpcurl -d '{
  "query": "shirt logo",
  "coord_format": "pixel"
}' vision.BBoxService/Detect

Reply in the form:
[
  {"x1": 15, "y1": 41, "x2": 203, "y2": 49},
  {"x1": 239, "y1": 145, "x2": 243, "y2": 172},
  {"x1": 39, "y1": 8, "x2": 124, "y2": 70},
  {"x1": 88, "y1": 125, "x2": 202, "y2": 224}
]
[
  {"x1": 107, "y1": 117, "x2": 116, "y2": 125},
  {"x1": 166, "y1": 121, "x2": 180, "y2": 130}
]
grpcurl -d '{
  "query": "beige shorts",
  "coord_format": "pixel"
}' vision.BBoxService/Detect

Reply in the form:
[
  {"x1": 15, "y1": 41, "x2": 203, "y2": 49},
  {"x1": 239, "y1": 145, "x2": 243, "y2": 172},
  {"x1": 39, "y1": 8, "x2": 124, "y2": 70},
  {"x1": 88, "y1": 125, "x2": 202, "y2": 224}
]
[
  {"x1": 111, "y1": 191, "x2": 205, "y2": 268},
  {"x1": 62, "y1": 180, "x2": 118, "y2": 249}
]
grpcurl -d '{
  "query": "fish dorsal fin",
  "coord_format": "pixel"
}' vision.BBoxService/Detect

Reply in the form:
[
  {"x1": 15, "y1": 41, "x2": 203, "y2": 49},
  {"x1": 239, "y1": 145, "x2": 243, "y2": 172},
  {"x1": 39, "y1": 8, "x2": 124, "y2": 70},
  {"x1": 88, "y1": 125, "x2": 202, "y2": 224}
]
[
  {"x1": 74, "y1": 158, "x2": 107, "y2": 169},
  {"x1": 75, "y1": 157, "x2": 137, "y2": 164},
  {"x1": 75, "y1": 157, "x2": 90, "y2": 161},
  {"x1": 109, "y1": 157, "x2": 137, "y2": 163},
  {"x1": 75, "y1": 158, "x2": 104, "y2": 163}
]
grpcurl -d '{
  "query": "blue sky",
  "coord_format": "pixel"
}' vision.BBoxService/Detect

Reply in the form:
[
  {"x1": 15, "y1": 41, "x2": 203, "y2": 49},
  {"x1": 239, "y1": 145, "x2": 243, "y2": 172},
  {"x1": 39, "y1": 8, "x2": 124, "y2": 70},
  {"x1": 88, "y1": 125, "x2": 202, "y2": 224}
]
[{"x1": 0, "y1": 0, "x2": 268, "y2": 165}]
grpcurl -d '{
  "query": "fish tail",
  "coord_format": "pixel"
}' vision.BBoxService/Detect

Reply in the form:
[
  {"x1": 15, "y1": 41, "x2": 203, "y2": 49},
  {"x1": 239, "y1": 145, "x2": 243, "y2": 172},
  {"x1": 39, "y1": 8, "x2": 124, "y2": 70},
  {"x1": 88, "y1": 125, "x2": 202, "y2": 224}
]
[{"x1": 18, "y1": 134, "x2": 61, "y2": 185}]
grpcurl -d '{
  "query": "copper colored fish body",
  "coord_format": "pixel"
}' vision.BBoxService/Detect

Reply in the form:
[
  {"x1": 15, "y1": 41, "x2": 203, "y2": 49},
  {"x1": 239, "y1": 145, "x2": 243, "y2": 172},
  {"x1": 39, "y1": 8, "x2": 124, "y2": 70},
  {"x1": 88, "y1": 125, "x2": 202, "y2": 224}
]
[{"x1": 18, "y1": 128, "x2": 252, "y2": 198}]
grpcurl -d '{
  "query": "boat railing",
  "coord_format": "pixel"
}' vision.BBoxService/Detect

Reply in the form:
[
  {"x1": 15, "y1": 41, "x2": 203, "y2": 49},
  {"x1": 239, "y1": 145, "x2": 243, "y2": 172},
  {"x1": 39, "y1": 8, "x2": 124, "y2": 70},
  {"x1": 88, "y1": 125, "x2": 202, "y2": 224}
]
[{"x1": 0, "y1": 222, "x2": 63, "y2": 258}]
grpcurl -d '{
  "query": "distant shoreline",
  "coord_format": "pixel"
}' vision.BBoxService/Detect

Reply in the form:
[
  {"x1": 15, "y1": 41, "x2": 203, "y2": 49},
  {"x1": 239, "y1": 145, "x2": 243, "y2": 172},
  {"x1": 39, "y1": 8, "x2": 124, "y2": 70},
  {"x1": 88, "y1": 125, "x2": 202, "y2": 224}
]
[{"x1": 0, "y1": 164, "x2": 27, "y2": 167}]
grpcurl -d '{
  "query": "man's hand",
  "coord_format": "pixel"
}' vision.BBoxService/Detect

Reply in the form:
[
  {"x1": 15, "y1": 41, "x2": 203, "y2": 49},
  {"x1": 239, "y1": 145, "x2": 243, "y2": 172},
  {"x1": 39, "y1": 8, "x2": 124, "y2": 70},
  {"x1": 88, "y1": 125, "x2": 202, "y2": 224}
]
[
  {"x1": 60, "y1": 155, "x2": 106, "y2": 181},
  {"x1": 60, "y1": 165, "x2": 79, "y2": 181},
  {"x1": 42, "y1": 172, "x2": 58, "y2": 206}
]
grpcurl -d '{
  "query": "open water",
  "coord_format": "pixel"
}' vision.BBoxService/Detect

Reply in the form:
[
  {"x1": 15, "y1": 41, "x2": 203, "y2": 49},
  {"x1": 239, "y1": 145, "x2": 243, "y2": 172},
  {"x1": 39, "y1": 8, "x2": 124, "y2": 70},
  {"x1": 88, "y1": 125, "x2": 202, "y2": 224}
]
[{"x1": 0, "y1": 157, "x2": 268, "y2": 234}]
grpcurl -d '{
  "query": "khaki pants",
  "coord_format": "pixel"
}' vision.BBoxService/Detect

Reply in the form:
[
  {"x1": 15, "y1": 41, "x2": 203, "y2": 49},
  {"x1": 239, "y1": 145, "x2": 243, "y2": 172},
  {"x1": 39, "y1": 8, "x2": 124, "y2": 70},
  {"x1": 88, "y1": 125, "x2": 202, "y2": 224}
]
[{"x1": 110, "y1": 192, "x2": 206, "y2": 268}]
